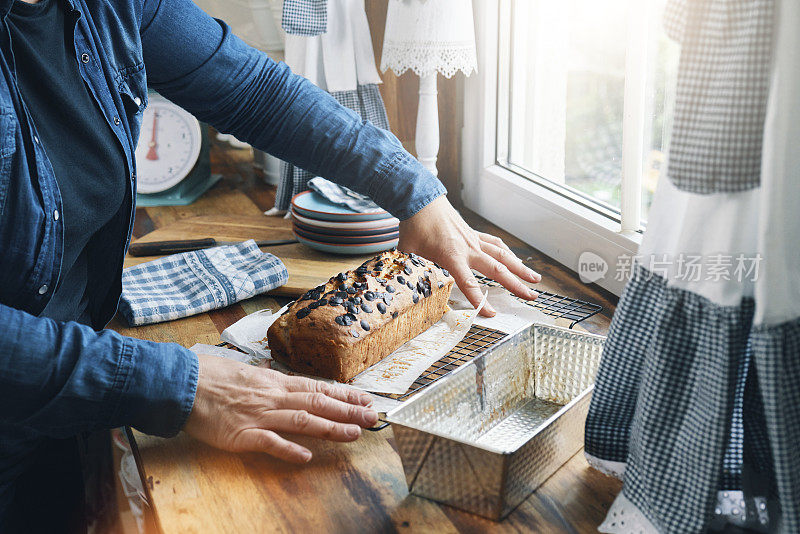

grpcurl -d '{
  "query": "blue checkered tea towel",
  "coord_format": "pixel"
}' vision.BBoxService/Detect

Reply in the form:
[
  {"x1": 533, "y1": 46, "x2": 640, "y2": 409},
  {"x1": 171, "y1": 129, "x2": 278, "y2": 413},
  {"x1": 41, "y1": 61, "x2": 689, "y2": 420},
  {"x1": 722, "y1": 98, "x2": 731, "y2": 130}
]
[
  {"x1": 119, "y1": 240, "x2": 288, "y2": 326},
  {"x1": 308, "y1": 177, "x2": 381, "y2": 213},
  {"x1": 282, "y1": 0, "x2": 327, "y2": 36}
]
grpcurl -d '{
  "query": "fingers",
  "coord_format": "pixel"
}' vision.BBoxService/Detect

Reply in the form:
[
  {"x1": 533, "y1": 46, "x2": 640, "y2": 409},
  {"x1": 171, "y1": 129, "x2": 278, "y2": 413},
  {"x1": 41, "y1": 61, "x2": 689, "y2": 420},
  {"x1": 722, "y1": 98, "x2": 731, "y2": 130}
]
[
  {"x1": 478, "y1": 232, "x2": 514, "y2": 254},
  {"x1": 262, "y1": 410, "x2": 363, "y2": 442},
  {"x1": 479, "y1": 241, "x2": 541, "y2": 286},
  {"x1": 280, "y1": 392, "x2": 379, "y2": 427},
  {"x1": 280, "y1": 374, "x2": 373, "y2": 407},
  {"x1": 472, "y1": 252, "x2": 539, "y2": 302},
  {"x1": 448, "y1": 261, "x2": 496, "y2": 317},
  {"x1": 478, "y1": 234, "x2": 541, "y2": 283},
  {"x1": 234, "y1": 429, "x2": 312, "y2": 463}
]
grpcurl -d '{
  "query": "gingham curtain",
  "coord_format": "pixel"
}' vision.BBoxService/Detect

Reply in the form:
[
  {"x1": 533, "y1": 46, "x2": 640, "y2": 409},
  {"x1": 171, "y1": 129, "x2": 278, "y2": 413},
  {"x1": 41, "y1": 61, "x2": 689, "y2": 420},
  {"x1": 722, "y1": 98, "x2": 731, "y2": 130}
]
[
  {"x1": 662, "y1": 0, "x2": 775, "y2": 194},
  {"x1": 282, "y1": 0, "x2": 327, "y2": 36},
  {"x1": 585, "y1": 1, "x2": 800, "y2": 532}
]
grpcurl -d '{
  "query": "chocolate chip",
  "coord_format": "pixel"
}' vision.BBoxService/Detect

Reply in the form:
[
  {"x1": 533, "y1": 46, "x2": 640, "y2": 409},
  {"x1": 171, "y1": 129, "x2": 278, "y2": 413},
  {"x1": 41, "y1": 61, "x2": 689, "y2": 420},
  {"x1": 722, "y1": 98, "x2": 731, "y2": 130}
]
[
  {"x1": 334, "y1": 315, "x2": 345, "y2": 326},
  {"x1": 441, "y1": 268, "x2": 450, "y2": 277},
  {"x1": 336, "y1": 272, "x2": 347, "y2": 282},
  {"x1": 336, "y1": 291, "x2": 347, "y2": 299},
  {"x1": 353, "y1": 296, "x2": 362, "y2": 305},
  {"x1": 346, "y1": 286, "x2": 356, "y2": 294},
  {"x1": 361, "y1": 303, "x2": 373, "y2": 313},
  {"x1": 364, "y1": 291, "x2": 375, "y2": 301},
  {"x1": 406, "y1": 282, "x2": 414, "y2": 290},
  {"x1": 383, "y1": 295, "x2": 393, "y2": 305},
  {"x1": 438, "y1": 281, "x2": 444, "y2": 289},
  {"x1": 377, "y1": 302, "x2": 387, "y2": 314},
  {"x1": 308, "y1": 301, "x2": 320, "y2": 310},
  {"x1": 341, "y1": 314, "x2": 354, "y2": 325},
  {"x1": 330, "y1": 296, "x2": 343, "y2": 305},
  {"x1": 360, "y1": 320, "x2": 371, "y2": 331},
  {"x1": 403, "y1": 265, "x2": 413, "y2": 275},
  {"x1": 315, "y1": 299, "x2": 327, "y2": 307},
  {"x1": 386, "y1": 285, "x2": 395, "y2": 293},
  {"x1": 311, "y1": 292, "x2": 322, "y2": 301},
  {"x1": 412, "y1": 292, "x2": 419, "y2": 304},
  {"x1": 416, "y1": 281, "x2": 425, "y2": 293},
  {"x1": 396, "y1": 275, "x2": 406, "y2": 285},
  {"x1": 296, "y1": 307, "x2": 311, "y2": 319},
  {"x1": 423, "y1": 287, "x2": 432, "y2": 298},
  {"x1": 391, "y1": 311, "x2": 399, "y2": 318},
  {"x1": 375, "y1": 261, "x2": 384, "y2": 269},
  {"x1": 351, "y1": 330, "x2": 360, "y2": 338},
  {"x1": 346, "y1": 304, "x2": 359, "y2": 315},
  {"x1": 377, "y1": 279, "x2": 387, "y2": 286}
]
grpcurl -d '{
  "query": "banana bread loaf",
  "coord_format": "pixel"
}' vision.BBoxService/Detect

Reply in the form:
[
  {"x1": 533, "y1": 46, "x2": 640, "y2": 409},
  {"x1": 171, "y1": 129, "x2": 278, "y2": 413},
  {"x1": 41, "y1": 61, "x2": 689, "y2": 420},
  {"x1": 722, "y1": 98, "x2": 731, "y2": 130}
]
[{"x1": 267, "y1": 249, "x2": 454, "y2": 382}]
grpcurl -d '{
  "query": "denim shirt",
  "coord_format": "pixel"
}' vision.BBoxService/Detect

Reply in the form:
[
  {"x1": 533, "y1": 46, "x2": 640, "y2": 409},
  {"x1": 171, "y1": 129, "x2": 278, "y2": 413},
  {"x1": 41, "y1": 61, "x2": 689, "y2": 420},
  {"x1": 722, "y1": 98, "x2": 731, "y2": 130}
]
[{"x1": 0, "y1": 0, "x2": 445, "y2": 445}]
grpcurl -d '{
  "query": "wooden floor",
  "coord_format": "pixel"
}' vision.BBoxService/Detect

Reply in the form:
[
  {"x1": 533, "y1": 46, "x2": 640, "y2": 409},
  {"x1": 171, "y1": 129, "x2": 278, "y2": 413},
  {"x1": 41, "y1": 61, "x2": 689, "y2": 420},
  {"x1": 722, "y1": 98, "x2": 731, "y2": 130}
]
[{"x1": 120, "y1": 136, "x2": 623, "y2": 533}]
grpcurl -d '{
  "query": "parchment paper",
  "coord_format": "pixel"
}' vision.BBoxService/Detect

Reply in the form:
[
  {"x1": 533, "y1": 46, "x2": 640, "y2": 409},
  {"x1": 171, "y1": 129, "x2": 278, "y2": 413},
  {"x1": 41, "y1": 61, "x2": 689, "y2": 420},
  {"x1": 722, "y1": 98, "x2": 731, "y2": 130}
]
[{"x1": 449, "y1": 286, "x2": 556, "y2": 333}]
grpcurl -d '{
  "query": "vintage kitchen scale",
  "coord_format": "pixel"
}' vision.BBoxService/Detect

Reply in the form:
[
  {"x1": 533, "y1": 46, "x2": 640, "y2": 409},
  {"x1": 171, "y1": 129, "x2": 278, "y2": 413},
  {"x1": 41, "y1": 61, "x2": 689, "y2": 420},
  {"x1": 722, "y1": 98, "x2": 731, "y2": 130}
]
[{"x1": 134, "y1": 92, "x2": 221, "y2": 206}]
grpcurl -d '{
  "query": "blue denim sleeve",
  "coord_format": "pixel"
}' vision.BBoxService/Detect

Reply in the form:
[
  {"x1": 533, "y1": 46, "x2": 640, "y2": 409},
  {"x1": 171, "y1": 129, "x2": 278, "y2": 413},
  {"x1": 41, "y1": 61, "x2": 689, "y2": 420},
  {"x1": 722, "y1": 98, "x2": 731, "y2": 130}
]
[
  {"x1": 0, "y1": 303, "x2": 198, "y2": 438},
  {"x1": 140, "y1": 0, "x2": 446, "y2": 220}
]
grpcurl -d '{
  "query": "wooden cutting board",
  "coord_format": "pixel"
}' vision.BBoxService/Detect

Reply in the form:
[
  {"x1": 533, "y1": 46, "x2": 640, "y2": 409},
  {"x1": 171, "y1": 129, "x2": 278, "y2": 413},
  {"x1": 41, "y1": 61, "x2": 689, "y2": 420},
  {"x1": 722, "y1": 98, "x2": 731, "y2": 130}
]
[{"x1": 126, "y1": 215, "x2": 374, "y2": 297}]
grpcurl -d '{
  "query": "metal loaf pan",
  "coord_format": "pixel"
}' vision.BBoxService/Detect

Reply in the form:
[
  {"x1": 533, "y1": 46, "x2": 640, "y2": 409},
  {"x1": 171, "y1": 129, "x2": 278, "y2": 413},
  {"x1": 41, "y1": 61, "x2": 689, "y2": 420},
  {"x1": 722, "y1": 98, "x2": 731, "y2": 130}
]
[{"x1": 386, "y1": 323, "x2": 605, "y2": 521}]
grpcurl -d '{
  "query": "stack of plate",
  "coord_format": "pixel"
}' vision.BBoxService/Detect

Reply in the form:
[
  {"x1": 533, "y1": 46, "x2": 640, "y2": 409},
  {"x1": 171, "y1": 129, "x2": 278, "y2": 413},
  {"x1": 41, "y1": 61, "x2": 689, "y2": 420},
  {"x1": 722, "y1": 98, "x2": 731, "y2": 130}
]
[{"x1": 290, "y1": 191, "x2": 399, "y2": 255}]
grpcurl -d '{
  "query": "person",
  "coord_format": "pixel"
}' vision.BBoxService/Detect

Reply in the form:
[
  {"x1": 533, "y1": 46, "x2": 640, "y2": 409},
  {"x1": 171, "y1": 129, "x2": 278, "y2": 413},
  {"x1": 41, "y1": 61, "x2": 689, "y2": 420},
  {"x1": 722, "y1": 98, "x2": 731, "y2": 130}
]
[
  {"x1": 0, "y1": 0, "x2": 542, "y2": 530},
  {"x1": 584, "y1": 1, "x2": 799, "y2": 532}
]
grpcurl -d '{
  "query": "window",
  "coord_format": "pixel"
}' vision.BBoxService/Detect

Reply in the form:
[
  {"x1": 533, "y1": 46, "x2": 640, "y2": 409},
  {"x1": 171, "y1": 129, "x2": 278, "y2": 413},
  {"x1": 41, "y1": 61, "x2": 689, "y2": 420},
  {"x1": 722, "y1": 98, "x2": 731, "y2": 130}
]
[
  {"x1": 461, "y1": 0, "x2": 679, "y2": 294},
  {"x1": 500, "y1": 0, "x2": 678, "y2": 227}
]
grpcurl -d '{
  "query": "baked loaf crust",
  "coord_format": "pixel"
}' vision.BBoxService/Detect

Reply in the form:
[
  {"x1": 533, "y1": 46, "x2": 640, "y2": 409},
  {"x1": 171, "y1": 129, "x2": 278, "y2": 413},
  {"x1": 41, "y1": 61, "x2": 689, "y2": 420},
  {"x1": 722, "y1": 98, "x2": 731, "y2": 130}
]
[{"x1": 267, "y1": 249, "x2": 454, "y2": 382}]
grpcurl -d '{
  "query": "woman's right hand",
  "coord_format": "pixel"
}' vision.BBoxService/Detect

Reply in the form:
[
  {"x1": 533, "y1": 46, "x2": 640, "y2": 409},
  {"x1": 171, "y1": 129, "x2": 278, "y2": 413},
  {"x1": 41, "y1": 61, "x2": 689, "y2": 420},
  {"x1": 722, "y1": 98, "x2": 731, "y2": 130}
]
[{"x1": 183, "y1": 353, "x2": 379, "y2": 463}]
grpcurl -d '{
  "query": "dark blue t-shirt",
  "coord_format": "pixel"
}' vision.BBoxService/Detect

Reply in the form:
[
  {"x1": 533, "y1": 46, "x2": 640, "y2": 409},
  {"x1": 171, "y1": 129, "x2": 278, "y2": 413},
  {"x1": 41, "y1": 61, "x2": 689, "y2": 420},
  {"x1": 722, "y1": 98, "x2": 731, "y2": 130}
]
[{"x1": 8, "y1": 0, "x2": 128, "y2": 324}]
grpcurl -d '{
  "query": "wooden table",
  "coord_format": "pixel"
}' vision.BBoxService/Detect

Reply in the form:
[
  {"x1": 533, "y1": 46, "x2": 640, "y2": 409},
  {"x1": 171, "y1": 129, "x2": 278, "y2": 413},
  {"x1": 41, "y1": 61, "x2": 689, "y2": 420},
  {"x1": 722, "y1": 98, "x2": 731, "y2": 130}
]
[{"x1": 112, "y1": 140, "x2": 621, "y2": 533}]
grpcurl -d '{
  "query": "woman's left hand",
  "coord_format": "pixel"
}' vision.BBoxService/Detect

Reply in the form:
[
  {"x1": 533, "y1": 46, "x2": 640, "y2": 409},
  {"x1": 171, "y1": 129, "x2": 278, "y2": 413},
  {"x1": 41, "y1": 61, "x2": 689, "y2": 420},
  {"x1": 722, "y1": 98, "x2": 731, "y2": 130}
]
[{"x1": 398, "y1": 196, "x2": 541, "y2": 317}]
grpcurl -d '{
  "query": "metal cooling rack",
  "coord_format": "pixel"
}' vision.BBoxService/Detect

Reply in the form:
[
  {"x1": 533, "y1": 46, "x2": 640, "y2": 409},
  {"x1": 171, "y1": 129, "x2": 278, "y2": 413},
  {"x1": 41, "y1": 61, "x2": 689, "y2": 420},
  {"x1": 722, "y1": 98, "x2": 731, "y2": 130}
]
[
  {"x1": 473, "y1": 273, "x2": 603, "y2": 329},
  {"x1": 378, "y1": 324, "x2": 508, "y2": 403}
]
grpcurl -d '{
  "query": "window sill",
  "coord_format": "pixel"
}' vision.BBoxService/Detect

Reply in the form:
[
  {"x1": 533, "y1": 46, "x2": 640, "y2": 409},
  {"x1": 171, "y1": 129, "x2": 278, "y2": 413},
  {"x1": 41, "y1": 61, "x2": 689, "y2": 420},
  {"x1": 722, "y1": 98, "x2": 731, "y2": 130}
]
[{"x1": 461, "y1": 163, "x2": 642, "y2": 296}]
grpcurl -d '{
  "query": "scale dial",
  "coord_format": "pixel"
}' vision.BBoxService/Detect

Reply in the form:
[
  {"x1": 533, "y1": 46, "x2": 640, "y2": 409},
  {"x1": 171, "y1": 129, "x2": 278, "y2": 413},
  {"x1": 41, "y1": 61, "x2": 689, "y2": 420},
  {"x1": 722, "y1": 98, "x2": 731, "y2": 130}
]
[{"x1": 135, "y1": 96, "x2": 203, "y2": 194}]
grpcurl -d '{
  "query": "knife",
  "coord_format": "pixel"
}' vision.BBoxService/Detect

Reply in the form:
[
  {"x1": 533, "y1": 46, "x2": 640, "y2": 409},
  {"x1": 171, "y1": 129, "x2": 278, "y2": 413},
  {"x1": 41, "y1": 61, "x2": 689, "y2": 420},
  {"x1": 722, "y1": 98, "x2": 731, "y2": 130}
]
[{"x1": 128, "y1": 237, "x2": 298, "y2": 257}]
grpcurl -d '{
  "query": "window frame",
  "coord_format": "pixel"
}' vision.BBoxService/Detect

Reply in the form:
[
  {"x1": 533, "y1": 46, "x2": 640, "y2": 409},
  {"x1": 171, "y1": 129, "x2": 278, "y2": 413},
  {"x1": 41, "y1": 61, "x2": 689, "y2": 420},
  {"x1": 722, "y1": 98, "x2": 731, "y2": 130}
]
[{"x1": 461, "y1": 0, "x2": 650, "y2": 296}]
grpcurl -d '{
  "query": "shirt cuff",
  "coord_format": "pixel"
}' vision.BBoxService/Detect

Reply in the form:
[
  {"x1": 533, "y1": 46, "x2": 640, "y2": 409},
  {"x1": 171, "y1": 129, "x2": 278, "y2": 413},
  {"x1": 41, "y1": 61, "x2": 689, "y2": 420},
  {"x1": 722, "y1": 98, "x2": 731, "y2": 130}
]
[
  {"x1": 369, "y1": 151, "x2": 448, "y2": 221},
  {"x1": 112, "y1": 337, "x2": 199, "y2": 437}
]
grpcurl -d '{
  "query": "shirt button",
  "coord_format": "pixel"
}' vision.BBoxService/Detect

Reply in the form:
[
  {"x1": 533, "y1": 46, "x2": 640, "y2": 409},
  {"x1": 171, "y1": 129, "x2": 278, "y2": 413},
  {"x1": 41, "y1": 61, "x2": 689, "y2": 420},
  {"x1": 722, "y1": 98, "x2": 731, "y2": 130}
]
[
  {"x1": 130, "y1": 172, "x2": 135, "y2": 182},
  {"x1": 53, "y1": 209, "x2": 60, "y2": 221},
  {"x1": 133, "y1": 96, "x2": 142, "y2": 107},
  {"x1": 81, "y1": 53, "x2": 90, "y2": 64},
  {"x1": 38, "y1": 284, "x2": 48, "y2": 295},
  {"x1": 114, "y1": 116, "x2": 121, "y2": 125}
]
